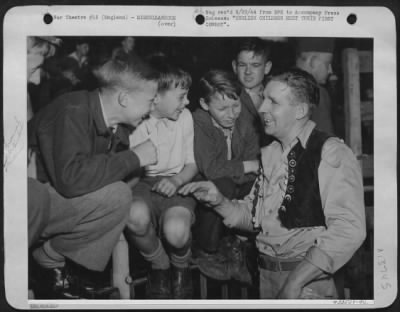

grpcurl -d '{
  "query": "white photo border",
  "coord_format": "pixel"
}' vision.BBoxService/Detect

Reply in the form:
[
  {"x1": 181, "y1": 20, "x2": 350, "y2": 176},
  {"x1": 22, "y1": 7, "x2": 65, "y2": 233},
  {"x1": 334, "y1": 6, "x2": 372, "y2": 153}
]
[{"x1": 3, "y1": 5, "x2": 397, "y2": 309}]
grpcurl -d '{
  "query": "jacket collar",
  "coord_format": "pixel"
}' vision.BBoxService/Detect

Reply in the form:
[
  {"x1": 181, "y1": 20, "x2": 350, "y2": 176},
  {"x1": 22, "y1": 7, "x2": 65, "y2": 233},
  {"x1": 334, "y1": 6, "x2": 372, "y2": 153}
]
[
  {"x1": 240, "y1": 89, "x2": 259, "y2": 117},
  {"x1": 89, "y1": 89, "x2": 112, "y2": 137},
  {"x1": 194, "y1": 108, "x2": 243, "y2": 139}
]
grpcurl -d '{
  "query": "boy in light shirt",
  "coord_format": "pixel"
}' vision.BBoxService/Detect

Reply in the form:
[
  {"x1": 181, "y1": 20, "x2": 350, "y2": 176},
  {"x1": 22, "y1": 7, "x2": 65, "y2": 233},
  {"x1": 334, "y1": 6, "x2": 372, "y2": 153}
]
[{"x1": 127, "y1": 56, "x2": 197, "y2": 299}]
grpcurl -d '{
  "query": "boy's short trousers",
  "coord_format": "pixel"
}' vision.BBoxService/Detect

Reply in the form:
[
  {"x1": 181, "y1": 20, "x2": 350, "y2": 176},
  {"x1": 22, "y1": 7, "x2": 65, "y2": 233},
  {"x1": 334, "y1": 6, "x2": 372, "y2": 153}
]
[{"x1": 131, "y1": 176, "x2": 196, "y2": 228}]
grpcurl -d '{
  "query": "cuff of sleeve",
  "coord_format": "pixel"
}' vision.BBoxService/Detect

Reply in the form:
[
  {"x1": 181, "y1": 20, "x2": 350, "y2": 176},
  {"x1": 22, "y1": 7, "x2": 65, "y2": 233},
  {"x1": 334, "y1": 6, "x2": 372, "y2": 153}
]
[
  {"x1": 121, "y1": 150, "x2": 141, "y2": 171},
  {"x1": 222, "y1": 200, "x2": 244, "y2": 228},
  {"x1": 304, "y1": 245, "x2": 335, "y2": 274},
  {"x1": 233, "y1": 161, "x2": 246, "y2": 181}
]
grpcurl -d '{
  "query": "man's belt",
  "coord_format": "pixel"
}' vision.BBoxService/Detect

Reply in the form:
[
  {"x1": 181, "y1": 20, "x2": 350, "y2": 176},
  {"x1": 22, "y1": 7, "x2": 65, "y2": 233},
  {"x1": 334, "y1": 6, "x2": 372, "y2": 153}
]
[{"x1": 258, "y1": 253, "x2": 302, "y2": 272}]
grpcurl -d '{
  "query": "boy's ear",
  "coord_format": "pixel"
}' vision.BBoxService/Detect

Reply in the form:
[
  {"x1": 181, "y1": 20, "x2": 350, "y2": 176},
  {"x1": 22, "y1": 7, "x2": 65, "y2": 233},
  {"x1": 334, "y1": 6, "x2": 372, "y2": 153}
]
[
  {"x1": 295, "y1": 102, "x2": 309, "y2": 120},
  {"x1": 118, "y1": 91, "x2": 128, "y2": 108},
  {"x1": 199, "y1": 98, "x2": 209, "y2": 111},
  {"x1": 232, "y1": 60, "x2": 238, "y2": 75},
  {"x1": 309, "y1": 54, "x2": 319, "y2": 70},
  {"x1": 264, "y1": 60, "x2": 272, "y2": 75}
]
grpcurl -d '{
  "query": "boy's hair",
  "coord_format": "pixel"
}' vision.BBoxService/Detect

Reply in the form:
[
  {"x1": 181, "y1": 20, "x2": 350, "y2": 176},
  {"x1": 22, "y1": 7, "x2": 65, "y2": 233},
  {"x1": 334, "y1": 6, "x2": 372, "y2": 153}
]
[
  {"x1": 268, "y1": 68, "x2": 320, "y2": 116},
  {"x1": 93, "y1": 52, "x2": 159, "y2": 92},
  {"x1": 234, "y1": 37, "x2": 271, "y2": 62},
  {"x1": 198, "y1": 69, "x2": 242, "y2": 104},
  {"x1": 146, "y1": 54, "x2": 192, "y2": 93},
  {"x1": 75, "y1": 37, "x2": 90, "y2": 46}
]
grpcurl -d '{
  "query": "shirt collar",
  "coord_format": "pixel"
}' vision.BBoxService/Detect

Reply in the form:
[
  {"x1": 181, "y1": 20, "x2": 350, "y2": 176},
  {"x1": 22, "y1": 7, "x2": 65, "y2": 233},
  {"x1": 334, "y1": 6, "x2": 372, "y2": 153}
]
[
  {"x1": 296, "y1": 120, "x2": 316, "y2": 148},
  {"x1": 97, "y1": 91, "x2": 116, "y2": 133},
  {"x1": 211, "y1": 117, "x2": 234, "y2": 137},
  {"x1": 98, "y1": 93, "x2": 110, "y2": 128},
  {"x1": 267, "y1": 120, "x2": 316, "y2": 154},
  {"x1": 147, "y1": 114, "x2": 174, "y2": 130},
  {"x1": 245, "y1": 84, "x2": 264, "y2": 96}
]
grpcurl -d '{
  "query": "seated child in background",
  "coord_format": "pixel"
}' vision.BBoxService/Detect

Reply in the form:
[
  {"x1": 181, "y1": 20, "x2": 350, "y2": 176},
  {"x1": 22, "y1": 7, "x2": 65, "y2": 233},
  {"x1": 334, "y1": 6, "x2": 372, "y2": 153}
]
[
  {"x1": 126, "y1": 55, "x2": 197, "y2": 299},
  {"x1": 192, "y1": 69, "x2": 261, "y2": 285}
]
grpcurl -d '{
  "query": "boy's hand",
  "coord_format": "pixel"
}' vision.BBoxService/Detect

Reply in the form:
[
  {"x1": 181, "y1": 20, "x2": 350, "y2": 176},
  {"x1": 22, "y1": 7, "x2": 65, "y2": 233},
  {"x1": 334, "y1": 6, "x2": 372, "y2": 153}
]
[
  {"x1": 152, "y1": 177, "x2": 181, "y2": 197},
  {"x1": 178, "y1": 181, "x2": 224, "y2": 207},
  {"x1": 131, "y1": 139, "x2": 157, "y2": 167}
]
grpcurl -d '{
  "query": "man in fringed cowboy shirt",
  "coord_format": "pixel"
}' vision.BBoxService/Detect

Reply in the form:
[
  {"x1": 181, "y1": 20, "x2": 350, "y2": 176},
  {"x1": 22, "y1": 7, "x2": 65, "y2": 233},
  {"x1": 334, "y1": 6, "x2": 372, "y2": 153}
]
[{"x1": 179, "y1": 68, "x2": 366, "y2": 299}]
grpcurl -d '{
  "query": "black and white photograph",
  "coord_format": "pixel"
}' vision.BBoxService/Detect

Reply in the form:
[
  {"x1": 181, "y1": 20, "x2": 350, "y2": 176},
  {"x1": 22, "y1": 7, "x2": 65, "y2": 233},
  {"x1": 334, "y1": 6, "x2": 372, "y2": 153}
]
[{"x1": 2, "y1": 4, "x2": 397, "y2": 310}]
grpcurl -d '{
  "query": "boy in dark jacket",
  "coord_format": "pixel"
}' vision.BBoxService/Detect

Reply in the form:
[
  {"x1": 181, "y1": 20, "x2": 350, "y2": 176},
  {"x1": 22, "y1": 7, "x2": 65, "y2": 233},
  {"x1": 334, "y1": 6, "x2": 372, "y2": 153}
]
[
  {"x1": 28, "y1": 53, "x2": 159, "y2": 299},
  {"x1": 192, "y1": 69, "x2": 260, "y2": 284}
]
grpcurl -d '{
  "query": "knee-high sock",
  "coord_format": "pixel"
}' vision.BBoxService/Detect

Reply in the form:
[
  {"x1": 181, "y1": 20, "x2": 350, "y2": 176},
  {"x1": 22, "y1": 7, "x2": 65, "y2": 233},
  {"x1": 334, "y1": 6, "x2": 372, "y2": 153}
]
[
  {"x1": 140, "y1": 239, "x2": 170, "y2": 270},
  {"x1": 169, "y1": 236, "x2": 192, "y2": 269}
]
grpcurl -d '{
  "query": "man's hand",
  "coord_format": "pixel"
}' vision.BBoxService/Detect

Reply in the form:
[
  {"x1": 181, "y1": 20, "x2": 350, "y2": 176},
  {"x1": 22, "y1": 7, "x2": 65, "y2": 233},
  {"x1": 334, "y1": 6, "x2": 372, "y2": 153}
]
[
  {"x1": 131, "y1": 139, "x2": 157, "y2": 167},
  {"x1": 178, "y1": 181, "x2": 224, "y2": 207},
  {"x1": 152, "y1": 177, "x2": 181, "y2": 197},
  {"x1": 275, "y1": 257, "x2": 328, "y2": 299}
]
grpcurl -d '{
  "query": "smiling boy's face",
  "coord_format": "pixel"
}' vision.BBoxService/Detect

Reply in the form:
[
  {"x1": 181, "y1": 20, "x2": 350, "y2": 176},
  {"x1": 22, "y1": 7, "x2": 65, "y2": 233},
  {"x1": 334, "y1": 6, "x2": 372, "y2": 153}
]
[{"x1": 152, "y1": 86, "x2": 190, "y2": 121}]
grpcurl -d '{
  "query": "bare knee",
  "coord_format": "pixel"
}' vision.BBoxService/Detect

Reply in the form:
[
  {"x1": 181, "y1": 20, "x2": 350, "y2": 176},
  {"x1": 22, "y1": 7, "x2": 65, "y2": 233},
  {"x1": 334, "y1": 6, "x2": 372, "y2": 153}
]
[
  {"x1": 162, "y1": 207, "x2": 191, "y2": 248},
  {"x1": 126, "y1": 199, "x2": 152, "y2": 236}
]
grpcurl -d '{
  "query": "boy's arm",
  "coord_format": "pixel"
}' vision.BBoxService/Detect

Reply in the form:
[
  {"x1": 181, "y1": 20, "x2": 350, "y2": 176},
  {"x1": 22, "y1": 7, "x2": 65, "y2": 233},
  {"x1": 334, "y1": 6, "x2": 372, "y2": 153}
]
[
  {"x1": 241, "y1": 109, "x2": 262, "y2": 178},
  {"x1": 152, "y1": 110, "x2": 198, "y2": 197},
  {"x1": 178, "y1": 181, "x2": 255, "y2": 232},
  {"x1": 171, "y1": 163, "x2": 198, "y2": 186},
  {"x1": 194, "y1": 124, "x2": 250, "y2": 183}
]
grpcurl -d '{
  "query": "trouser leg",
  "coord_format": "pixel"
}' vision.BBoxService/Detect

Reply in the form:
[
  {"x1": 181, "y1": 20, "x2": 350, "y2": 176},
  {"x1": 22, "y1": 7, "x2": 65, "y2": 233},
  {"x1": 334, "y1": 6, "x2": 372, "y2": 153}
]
[
  {"x1": 193, "y1": 177, "x2": 237, "y2": 252},
  {"x1": 259, "y1": 267, "x2": 338, "y2": 299},
  {"x1": 48, "y1": 182, "x2": 132, "y2": 271},
  {"x1": 28, "y1": 178, "x2": 51, "y2": 248},
  {"x1": 125, "y1": 197, "x2": 170, "y2": 270}
]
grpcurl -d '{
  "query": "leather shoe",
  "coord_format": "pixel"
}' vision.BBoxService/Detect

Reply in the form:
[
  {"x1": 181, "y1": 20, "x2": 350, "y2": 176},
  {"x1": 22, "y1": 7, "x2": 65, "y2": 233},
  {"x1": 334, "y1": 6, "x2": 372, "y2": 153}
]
[
  {"x1": 30, "y1": 265, "x2": 79, "y2": 299},
  {"x1": 171, "y1": 266, "x2": 193, "y2": 299},
  {"x1": 29, "y1": 258, "x2": 119, "y2": 299},
  {"x1": 221, "y1": 236, "x2": 253, "y2": 285},
  {"x1": 196, "y1": 251, "x2": 231, "y2": 281},
  {"x1": 146, "y1": 268, "x2": 171, "y2": 299},
  {"x1": 197, "y1": 236, "x2": 253, "y2": 285}
]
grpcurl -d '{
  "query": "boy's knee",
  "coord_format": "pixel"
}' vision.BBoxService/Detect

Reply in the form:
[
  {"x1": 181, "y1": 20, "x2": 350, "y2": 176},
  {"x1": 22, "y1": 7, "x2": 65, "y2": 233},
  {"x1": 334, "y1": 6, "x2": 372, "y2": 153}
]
[
  {"x1": 126, "y1": 199, "x2": 152, "y2": 236},
  {"x1": 162, "y1": 209, "x2": 191, "y2": 248}
]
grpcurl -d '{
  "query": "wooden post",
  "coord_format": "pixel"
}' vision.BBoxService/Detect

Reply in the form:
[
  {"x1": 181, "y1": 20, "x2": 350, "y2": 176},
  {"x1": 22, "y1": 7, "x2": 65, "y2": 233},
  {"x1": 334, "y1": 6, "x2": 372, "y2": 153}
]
[
  {"x1": 342, "y1": 48, "x2": 362, "y2": 162},
  {"x1": 221, "y1": 283, "x2": 229, "y2": 299},
  {"x1": 200, "y1": 274, "x2": 208, "y2": 299},
  {"x1": 112, "y1": 234, "x2": 132, "y2": 299}
]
